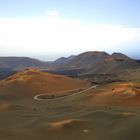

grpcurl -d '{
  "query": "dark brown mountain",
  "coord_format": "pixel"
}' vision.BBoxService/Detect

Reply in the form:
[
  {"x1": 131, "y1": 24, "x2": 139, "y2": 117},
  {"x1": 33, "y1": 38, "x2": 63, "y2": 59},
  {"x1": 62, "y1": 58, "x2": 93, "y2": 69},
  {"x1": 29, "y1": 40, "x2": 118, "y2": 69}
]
[
  {"x1": 111, "y1": 52, "x2": 130, "y2": 60},
  {"x1": 52, "y1": 55, "x2": 76, "y2": 65},
  {"x1": 48, "y1": 51, "x2": 140, "y2": 75},
  {"x1": 0, "y1": 52, "x2": 139, "y2": 77},
  {"x1": 65, "y1": 51, "x2": 110, "y2": 68},
  {"x1": 0, "y1": 57, "x2": 49, "y2": 70}
]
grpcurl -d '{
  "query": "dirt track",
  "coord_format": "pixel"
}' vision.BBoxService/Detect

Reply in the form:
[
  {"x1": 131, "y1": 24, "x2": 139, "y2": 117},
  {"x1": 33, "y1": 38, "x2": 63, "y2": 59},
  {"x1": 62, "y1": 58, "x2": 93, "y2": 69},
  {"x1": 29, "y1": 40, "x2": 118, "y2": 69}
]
[{"x1": 33, "y1": 85, "x2": 98, "y2": 101}]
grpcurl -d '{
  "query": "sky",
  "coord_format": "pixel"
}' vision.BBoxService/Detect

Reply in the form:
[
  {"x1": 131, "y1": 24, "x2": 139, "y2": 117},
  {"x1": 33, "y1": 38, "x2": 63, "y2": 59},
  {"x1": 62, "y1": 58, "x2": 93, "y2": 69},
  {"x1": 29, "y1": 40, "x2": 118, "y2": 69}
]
[{"x1": 0, "y1": 0, "x2": 140, "y2": 60}]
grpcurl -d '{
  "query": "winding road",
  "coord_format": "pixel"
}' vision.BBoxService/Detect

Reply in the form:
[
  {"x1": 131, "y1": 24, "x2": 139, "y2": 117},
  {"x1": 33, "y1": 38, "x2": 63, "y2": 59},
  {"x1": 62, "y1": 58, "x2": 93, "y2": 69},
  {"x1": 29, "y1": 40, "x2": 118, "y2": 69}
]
[{"x1": 33, "y1": 85, "x2": 98, "y2": 101}]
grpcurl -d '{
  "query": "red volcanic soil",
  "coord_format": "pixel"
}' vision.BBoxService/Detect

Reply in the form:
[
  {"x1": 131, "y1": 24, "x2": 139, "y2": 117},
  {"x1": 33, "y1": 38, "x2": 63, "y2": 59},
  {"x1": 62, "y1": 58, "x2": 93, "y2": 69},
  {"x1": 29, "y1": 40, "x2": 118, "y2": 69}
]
[
  {"x1": 0, "y1": 69, "x2": 89, "y2": 98},
  {"x1": 85, "y1": 82, "x2": 140, "y2": 106}
]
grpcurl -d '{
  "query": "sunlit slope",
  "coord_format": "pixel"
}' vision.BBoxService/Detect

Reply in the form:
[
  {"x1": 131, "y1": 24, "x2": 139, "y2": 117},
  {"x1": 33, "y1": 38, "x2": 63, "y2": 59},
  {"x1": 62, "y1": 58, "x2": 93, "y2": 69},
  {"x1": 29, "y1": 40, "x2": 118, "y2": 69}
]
[
  {"x1": 84, "y1": 82, "x2": 140, "y2": 106},
  {"x1": 0, "y1": 69, "x2": 89, "y2": 98}
]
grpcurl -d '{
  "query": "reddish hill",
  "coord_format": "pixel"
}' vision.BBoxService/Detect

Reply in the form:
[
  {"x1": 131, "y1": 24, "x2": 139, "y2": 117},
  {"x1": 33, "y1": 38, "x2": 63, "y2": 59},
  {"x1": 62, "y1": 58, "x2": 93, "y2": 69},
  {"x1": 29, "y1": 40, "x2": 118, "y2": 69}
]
[
  {"x1": 0, "y1": 69, "x2": 89, "y2": 98},
  {"x1": 85, "y1": 82, "x2": 140, "y2": 106}
]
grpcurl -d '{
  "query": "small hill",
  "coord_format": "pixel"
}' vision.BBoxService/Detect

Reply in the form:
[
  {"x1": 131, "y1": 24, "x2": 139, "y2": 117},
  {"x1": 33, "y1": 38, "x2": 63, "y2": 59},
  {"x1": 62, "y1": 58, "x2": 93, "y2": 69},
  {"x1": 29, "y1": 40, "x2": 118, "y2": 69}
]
[
  {"x1": 86, "y1": 82, "x2": 140, "y2": 106},
  {"x1": 0, "y1": 69, "x2": 89, "y2": 99},
  {"x1": 54, "y1": 55, "x2": 75, "y2": 64},
  {"x1": 66, "y1": 51, "x2": 110, "y2": 68},
  {"x1": 111, "y1": 52, "x2": 131, "y2": 60},
  {"x1": 0, "y1": 57, "x2": 49, "y2": 70}
]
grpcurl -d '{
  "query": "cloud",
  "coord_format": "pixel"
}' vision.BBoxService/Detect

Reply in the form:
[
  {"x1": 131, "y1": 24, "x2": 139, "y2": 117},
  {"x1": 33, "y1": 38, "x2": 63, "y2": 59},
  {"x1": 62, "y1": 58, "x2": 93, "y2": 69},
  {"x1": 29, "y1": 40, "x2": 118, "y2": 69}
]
[
  {"x1": 0, "y1": 16, "x2": 140, "y2": 59},
  {"x1": 46, "y1": 10, "x2": 59, "y2": 17}
]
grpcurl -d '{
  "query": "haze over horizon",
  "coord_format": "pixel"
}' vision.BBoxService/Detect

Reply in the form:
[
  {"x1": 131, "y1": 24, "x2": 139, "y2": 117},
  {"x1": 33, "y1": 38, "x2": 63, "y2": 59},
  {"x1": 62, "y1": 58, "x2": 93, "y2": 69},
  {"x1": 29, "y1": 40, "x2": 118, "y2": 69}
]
[{"x1": 0, "y1": 0, "x2": 140, "y2": 60}]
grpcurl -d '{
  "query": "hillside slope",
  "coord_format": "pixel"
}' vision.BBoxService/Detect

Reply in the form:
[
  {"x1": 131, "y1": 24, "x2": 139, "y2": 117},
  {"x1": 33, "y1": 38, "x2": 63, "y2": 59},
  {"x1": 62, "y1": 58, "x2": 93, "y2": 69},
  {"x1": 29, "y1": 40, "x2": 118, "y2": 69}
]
[
  {"x1": 0, "y1": 69, "x2": 89, "y2": 99},
  {"x1": 0, "y1": 57, "x2": 49, "y2": 70},
  {"x1": 46, "y1": 52, "x2": 140, "y2": 79}
]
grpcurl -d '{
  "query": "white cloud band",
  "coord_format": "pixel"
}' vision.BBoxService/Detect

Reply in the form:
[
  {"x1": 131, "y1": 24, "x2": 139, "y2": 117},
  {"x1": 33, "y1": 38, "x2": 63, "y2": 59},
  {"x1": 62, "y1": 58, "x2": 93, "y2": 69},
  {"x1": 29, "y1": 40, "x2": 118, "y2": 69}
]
[{"x1": 0, "y1": 16, "x2": 140, "y2": 58}]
